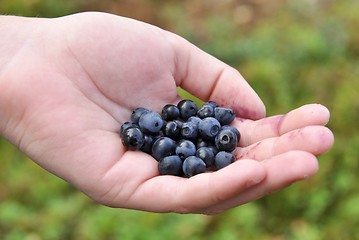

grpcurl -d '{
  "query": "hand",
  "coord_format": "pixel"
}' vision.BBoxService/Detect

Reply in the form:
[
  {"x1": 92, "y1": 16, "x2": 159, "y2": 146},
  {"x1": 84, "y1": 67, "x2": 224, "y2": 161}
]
[{"x1": 0, "y1": 12, "x2": 334, "y2": 214}]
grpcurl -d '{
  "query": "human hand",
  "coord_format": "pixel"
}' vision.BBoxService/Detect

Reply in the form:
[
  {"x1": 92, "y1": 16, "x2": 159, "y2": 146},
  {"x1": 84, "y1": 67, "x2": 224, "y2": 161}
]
[{"x1": 0, "y1": 12, "x2": 334, "y2": 214}]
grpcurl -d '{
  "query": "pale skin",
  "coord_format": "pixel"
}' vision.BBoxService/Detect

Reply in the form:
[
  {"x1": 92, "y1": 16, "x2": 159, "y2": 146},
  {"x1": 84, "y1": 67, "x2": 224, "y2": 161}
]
[{"x1": 0, "y1": 12, "x2": 334, "y2": 214}]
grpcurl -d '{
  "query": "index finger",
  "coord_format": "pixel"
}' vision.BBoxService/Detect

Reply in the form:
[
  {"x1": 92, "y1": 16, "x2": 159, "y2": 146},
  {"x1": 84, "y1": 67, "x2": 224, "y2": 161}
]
[{"x1": 165, "y1": 31, "x2": 266, "y2": 120}]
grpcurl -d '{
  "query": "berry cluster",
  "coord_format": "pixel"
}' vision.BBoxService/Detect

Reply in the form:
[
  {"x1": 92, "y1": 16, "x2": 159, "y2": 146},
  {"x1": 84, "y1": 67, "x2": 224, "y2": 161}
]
[{"x1": 119, "y1": 99, "x2": 240, "y2": 178}]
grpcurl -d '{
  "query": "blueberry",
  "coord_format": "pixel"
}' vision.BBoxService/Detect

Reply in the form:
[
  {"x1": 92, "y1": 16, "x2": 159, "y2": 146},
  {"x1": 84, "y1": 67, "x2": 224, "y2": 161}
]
[
  {"x1": 208, "y1": 145, "x2": 219, "y2": 156},
  {"x1": 214, "y1": 107, "x2": 235, "y2": 125},
  {"x1": 119, "y1": 121, "x2": 138, "y2": 137},
  {"x1": 196, "y1": 147, "x2": 215, "y2": 168},
  {"x1": 138, "y1": 111, "x2": 164, "y2": 134},
  {"x1": 121, "y1": 127, "x2": 145, "y2": 151},
  {"x1": 131, "y1": 107, "x2": 150, "y2": 124},
  {"x1": 215, "y1": 128, "x2": 238, "y2": 152},
  {"x1": 163, "y1": 121, "x2": 181, "y2": 140},
  {"x1": 181, "y1": 121, "x2": 198, "y2": 140},
  {"x1": 140, "y1": 134, "x2": 156, "y2": 154},
  {"x1": 174, "y1": 120, "x2": 184, "y2": 129},
  {"x1": 220, "y1": 125, "x2": 241, "y2": 143},
  {"x1": 176, "y1": 140, "x2": 196, "y2": 160},
  {"x1": 194, "y1": 137, "x2": 209, "y2": 149},
  {"x1": 215, "y1": 151, "x2": 235, "y2": 169},
  {"x1": 151, "y1": 137, "x2": 177, "y2": 161},
  {"x1": 177, "y1": 99, "x2": 198, "y2": 119},
  {"x1": 204, "y1": 101, "x2": 219, "y2": 108},
  {"x1": 198, "y1": 117, "x2": 221, "y2": 140},
  {"x1": 119, "y1": 100, "x2": 239, "y2": 178},
  {"x1": 187, "y1": 116, "x2": 202, "y2": 127},
  {"x1": 197, "y1": 104, "x2": 215, "y2": 119},
  {"x1": 162, "y1": 104, "x2": 180, "y2": 121},
  {"x1": 182, "y1": 156, "x2": 206, "y2": 177},
  {"x1": 158, "y1": 155, "x2": 183, "y2": 176}
]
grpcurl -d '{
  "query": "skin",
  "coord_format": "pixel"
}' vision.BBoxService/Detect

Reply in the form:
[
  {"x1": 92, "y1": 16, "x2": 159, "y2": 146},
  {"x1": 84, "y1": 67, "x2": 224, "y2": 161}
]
[{"x1": 0, "y1": 12, "x2": 334, "y2": 214}]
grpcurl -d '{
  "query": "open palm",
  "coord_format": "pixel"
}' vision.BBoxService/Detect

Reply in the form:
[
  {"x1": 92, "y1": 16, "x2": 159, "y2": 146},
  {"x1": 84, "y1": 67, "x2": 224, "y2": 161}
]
[{"x1": 0, "y1": 12, "x2": 334, "y2": 214}]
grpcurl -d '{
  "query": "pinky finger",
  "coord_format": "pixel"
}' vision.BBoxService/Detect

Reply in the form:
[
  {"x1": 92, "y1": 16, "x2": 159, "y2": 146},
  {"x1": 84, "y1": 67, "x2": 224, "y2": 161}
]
[{"x1": 198, "y1": 151, "x2": 319, "y2": 214}]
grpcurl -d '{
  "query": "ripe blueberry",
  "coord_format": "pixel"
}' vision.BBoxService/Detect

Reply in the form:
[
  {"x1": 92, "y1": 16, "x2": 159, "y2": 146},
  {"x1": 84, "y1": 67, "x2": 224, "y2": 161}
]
[
  {"x1": 161, "y1": 104, "x2": 180, "y2": 121},
  {"x1": 151, "y1": 137, "x2": 177, "y2": 161},
  {"x1": 204, "y1": 101, "x2": 219, "y2": 108},
  {"x1": 215, "y1": 128, "x2": 238, "y2": 152},
  {"x1": 182, "y1": 156, "x2": 206, "y2": 177},
  {"x1": 177, "y1": 99, "x2": 198, "y2": 119},
  {"x1": 215, "y1": 151, "x2": 235, "y2": 169},
  {"x1": 173, "y1": 120, "x2": 184, "y2": 129},
  {"x1": 196, "y1": 147, "x2": 215, "y2": 168},
  {"x1": 198, "y1": 117, "x2": 221, "y2": 140},
  {"x1": 194, "y1": 137, "x2": 209, "y2": 149},
  {"x1": 119, "y1": 121, "x2": 138, "y2": 137},
  {"x1": 187, "y1": 116, "x2": 202, "y2": 127},
  {"x1": 208, "y1": 145, "x2": 219, "y2": 156},
  {"x1": 176, "y1": 140, "x2": 196, "y2": 160},
  {"x1": 131, "y1": 107, "x2": 150, "y2": 124},
  {"x1": 121, "y1": 127, "x2": 145, "y2": 151},
  {"x1": 197, "y1": 104, "x2": 215, "y2": 119},
  {"x1": 138, "y1": 111, "x2": 164, "y2": 134},
  {"x1": 158, "y1": 155, "x2": 183, "y2": 176},
  {"x1": 181, "y1": 121, "x2": 198, "y2": 140},
  {"x1": 214, "y1": 107, "x2": 235, "y2": 125},
  {"x1": 220, "y1": 125, "x2": 241, "y2": 143},
  {"x1": 140, "y1": 134, "x2": 156, "y2": 154},
  {"x1": 163, "y1": 121, "x2": 181, "y2": 140}
]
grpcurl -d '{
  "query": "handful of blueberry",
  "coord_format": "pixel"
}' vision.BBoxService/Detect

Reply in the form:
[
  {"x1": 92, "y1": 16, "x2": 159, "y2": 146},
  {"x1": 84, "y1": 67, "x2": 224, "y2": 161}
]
[{"x1": 119, "y1": 99, "x2": 240, "y2": 178}]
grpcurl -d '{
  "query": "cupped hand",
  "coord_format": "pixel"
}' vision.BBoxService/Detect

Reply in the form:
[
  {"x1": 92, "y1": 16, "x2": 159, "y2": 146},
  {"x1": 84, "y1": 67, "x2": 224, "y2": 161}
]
[{"x1": 0, "y1": 12, "x2": 334, "y2": 214}]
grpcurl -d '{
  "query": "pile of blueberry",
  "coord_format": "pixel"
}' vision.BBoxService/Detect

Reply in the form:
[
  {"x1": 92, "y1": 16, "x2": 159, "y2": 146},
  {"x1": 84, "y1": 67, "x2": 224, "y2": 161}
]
[{"x1": 119, "y1": 99, "x2": 240, "y2": 178}]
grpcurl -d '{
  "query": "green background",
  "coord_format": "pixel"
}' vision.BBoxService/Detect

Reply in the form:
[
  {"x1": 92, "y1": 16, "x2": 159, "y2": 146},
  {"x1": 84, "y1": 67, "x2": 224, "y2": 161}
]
[{"x1": 1, "y1": 1, "x2": 358, "y2": 239}]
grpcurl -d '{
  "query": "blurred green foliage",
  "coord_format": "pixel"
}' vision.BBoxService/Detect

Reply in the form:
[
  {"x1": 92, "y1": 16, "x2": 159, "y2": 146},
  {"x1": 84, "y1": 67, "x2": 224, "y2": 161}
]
[{"x1": 1, "y1": 0, "x2": 358, "y2": 239}]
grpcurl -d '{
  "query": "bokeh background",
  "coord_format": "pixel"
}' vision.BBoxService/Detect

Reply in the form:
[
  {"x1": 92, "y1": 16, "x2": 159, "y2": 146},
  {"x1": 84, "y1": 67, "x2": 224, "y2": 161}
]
[{"x1": 0, "y1": 0, "x2": 358, "y2": 239}]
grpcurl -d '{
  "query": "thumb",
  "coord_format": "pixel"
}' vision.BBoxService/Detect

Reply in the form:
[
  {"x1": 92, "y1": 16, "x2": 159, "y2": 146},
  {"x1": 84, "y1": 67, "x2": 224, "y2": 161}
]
[{"x1": 165, "y1": 31, "x2": 266, "y2": 120}]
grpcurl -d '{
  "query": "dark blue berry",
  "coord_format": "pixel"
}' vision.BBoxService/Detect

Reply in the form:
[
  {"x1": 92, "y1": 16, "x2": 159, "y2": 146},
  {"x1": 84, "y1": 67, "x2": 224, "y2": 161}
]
[
  {"x1": 198, "y1": 117, "x2": 221, "y2": 140},
  {"x1": 177, "y1": 99, "x2": 198, "y2": 119},
  {"x1": 181, "y1": 121, "x2": 198, "y2": 140},
  {"x1": 215, "y1": 128, "x2": 238, "y2": 152},
  {"x1": 214, "y1": 107, "x2": 236, "y2": 125},
  {"x1": 187, "y1": 116, "x2": 202, "y2": 127},
  {"x1": 161, "y1": 104, "x2": 180, "y2": 121},
  {"x1": 182, "y1": 156, "x2": 206, "y2": 177},
  {"x1": 158, "y1": 155, "x2": 183, "y2": 176},
  {"x1": 220, "y1": 125, "x2": 241, "y2": 143},
  {"x1": 121, "y1": 127, "x2": 145, "y2": 151},
  {"x1": 174, "y1": 120, "x2": 184, "y2": 128},
  {"x1": 194, "y1": 137, "x2": 209, "y2": 149},
  {"x1": 138, "y1": 111, "x2": 164, "y2": 134},
  {"x1": 215, "y1": 151, "x2": 235, "y2": 169},
  {"x1": 204, "y1": 101, "x2": 219, "y2": 108},
  {"x1": 176, "y1": 140, "x2": 196, "y2": 160},
  {"x1": 196, "y1": 147, "x2": 215, "y2": 168},
  {"x1": 208, "y1": 145, "x2": 219, "y2": 156},
  {"x1": 140, "y1": 134, "x2": 156, "y2": 154},
  {"x1": 151, "y1": 137, "x2": 176, "y2": 161},
  {"x1": 131, "y1": 107, "x2": 150, "y2": 124},
  {"x1": 119, "y1": 121, "x2": 138, "y2": 137},
  {"x1": 197, "y1": 104, "x2": 215, "y2": 119},
  {"x1": 163, "y1": 121, "x2": 181, "y2": 140},
  {"x1": 119, "y1": 99, "x2": 238, "y2": 178}
]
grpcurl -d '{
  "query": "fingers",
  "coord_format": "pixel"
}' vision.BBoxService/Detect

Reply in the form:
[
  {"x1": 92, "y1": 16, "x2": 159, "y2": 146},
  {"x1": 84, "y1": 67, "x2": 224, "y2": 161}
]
[
  {"x1": 234, "y1": 125, "x2": 334, "y2": 161},
  {"x1": 171, "y1": 160, "x2": 266, "y2": 213},
  {"x1": 165, "y1": 32, "x2": 266, "y2": 120},
  {"x1": 200, "y1": 151, "x2": 318, "y2": 214},
  {"x1": 109, "y1": 159, "x2": 266, "y2": 213},
  {"x1": 235, "y1": 104, "x2": 331, "y2": 147}
]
